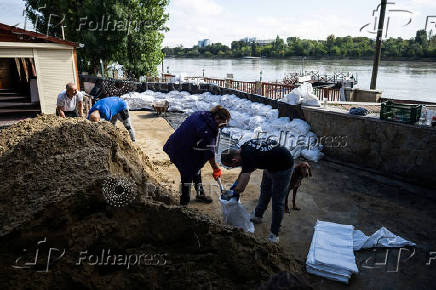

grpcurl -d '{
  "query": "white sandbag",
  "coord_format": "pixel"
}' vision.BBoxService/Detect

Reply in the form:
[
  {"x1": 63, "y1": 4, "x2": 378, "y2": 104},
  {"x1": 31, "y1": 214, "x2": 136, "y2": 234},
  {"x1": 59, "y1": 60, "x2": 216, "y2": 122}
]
[
  {"x1": 168, "y1": 104, "x2": 183, "y2": 112},
  {"x1": 269, "y1": 117, "x2": 291, "y2": 131},
  {"x1": 195, "y1": 100, "x2": 211, "y2": 111},
  {"x1": 228, "y1": 111, "x2": 251, "y2": 129},
  {"x1": 248, "y1": 116, "x2": 266, "y2": 129},
  {"x1": 288, "y1": 119, "x2": 311, "y2": 136},
  {"x1": 122, "y1": 92, "x2": 155, "y2": 110},
  {"x1": 302, "y1": 93, "x2": 321, "y2": 107},
  {"x1": 301, "y1": 149, "x2": 324, "y2": 162},
  {"x1": 281, "y1": 82, "x2": 320, "y2": 107},
  {"x1": 264, "y1": 109, "x2": 279, "y2": 121},
  {"x1": 282, "y1": 92, "x2": 302, "y2": 105},
  {"x1": 353, "y1": 227, "x2": 416, "y2": 250},
  {"x1": 219, "y1": 197, "x2": 255, "y2": 233},
  {"x1": 239, "y1": 131, "x2": 255, "y2": 145}
]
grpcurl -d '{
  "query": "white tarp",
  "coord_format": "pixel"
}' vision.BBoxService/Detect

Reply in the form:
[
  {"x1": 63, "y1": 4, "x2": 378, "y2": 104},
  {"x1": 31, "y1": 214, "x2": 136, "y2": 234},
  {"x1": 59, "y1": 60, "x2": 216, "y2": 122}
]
[
  {"x1": 353, "y1": 227, "x2": 416, "y2": 250},
  {"x1": 122, "y1": 90, "x2": 324, "y2": 162},
  {"x1": 307, "y1": 221, "x2": 416, "y2": 284},
  {"x1": 219, "y1": 197, "x2": 255, "y2": 233}
]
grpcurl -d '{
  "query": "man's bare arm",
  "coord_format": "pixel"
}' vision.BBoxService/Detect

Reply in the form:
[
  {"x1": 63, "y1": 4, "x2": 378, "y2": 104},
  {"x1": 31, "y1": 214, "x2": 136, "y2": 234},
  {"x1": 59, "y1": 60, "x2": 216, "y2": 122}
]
[
  {"x1": 57, "y1": 106, "x2": 66, "y2": 118},
  {"x1": 77, "y1": 101, "x2": 84, "y2": 117},
  {"x1": 234, "y1": 172, "x2": 250, "y2": 194}
]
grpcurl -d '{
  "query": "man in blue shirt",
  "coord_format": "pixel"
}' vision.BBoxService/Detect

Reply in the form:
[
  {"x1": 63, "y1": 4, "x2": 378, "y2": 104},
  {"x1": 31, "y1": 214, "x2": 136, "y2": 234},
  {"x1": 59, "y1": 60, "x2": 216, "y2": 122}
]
[{"x1": 88, "y1": 96, "x2": 136, "y2": 142}]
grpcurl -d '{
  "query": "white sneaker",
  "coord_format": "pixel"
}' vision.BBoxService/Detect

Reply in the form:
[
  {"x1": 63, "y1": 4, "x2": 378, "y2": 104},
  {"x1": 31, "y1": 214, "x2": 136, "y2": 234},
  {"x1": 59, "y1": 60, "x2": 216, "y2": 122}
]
[
  {"x1": 268, "y1": 232, "x2": 280, "y2": 243},
  {"x1": 250, "y1": 211, "x2": 263, "y2": 224}
]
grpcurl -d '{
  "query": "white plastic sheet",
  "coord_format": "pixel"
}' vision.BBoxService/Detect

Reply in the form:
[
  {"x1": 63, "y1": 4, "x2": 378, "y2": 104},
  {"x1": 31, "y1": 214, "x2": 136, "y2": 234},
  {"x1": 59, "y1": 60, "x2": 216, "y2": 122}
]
[
  {"x1": 353, "y1": 227, "x2": 416, "y2": 250},
  {"x1": 219, "y1": 197, "x2": 255, "y2": 233}
]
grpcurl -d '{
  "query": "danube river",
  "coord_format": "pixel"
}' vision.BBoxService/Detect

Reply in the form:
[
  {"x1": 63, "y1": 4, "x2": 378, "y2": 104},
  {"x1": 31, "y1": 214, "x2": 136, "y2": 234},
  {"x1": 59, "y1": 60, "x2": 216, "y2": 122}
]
[{"x1": 160, "y1": 58, "x2": 436, "y2": 102}]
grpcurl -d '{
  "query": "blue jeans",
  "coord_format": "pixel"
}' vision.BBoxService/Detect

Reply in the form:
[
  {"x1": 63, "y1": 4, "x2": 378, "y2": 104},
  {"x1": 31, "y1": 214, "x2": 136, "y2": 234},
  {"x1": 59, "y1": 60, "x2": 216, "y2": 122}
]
[{"x1": 255, "y1": 168, "x2": 293, "y2": 236}]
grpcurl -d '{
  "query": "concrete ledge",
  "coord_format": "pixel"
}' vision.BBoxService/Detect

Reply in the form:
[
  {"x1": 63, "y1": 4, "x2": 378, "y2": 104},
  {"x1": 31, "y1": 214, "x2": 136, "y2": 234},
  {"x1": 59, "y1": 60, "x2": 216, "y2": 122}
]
[
  {"x1": 345, "y1": 88, "x2": 382, "y2": 102},
  {"x1": 302, "y1": 106, "x2": 436, "y2": 189}
]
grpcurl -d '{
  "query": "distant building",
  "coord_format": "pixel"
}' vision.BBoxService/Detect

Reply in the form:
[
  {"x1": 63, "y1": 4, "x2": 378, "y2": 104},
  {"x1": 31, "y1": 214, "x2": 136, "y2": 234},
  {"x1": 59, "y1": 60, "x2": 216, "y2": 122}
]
[
  {"x1": 255, "y1": 39, "x2": 274, "y2": 46},
  {"x1": 241, "y1": 37, "x2": 256, "y2": 43},
  {"x1": 239, "y1": 37, "x2": 273, "y2": 46},
  {"x1": 197, "y1": 39, "x2": 211, "y2": 48}
]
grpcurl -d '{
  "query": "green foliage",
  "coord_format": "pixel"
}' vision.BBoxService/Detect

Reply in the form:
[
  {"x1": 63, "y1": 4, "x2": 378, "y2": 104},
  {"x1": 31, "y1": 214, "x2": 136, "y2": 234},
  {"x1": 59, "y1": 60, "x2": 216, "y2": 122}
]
[
  {"x1": 24, "y1": 0, "x2": 169, "y2": 79},
  {"x1": 164, "y1": 31, "x2": 435, "y2": 59}
]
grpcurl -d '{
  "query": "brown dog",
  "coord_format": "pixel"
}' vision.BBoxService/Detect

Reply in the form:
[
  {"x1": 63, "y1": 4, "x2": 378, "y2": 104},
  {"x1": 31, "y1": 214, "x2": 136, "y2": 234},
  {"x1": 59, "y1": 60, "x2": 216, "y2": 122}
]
[
  {"x1": 285, "y1": 162, "x2": 312, "y2": 213},
  {"x1": 152, "y1": 100, "x2": 169, "y2": 116}
]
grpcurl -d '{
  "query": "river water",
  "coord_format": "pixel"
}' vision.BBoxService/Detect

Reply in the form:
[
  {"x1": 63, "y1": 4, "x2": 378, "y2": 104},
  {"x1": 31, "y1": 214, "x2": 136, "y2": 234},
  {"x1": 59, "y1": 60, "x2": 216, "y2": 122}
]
[{"x1": 160, "y1": 58, "x2": 436, "y2": 102}]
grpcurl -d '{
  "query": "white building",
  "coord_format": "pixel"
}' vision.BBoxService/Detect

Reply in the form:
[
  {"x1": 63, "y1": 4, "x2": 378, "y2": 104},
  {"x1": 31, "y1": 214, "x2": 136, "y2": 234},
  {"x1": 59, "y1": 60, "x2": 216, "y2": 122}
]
[
  {"x1": 197, "y1": 39, "x2": 211, "y2": 48},
  {"x1": 0, "y1": 23, "x2": 79, "y2": 115},
  {"x1": 241, "y1": 37, "x2": 256, "y2": 43}
]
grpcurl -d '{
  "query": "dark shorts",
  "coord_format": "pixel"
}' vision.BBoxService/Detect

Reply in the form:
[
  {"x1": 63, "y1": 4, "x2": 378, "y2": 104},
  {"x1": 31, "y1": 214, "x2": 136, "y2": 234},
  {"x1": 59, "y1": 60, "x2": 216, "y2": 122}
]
[{"x1": 56, "y1": 110, "x2": 79, "y2": 117}]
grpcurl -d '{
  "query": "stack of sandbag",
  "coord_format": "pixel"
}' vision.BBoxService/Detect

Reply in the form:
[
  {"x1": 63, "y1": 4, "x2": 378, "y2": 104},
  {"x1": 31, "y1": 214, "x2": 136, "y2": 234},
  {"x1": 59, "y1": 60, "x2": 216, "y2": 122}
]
[
  {"x1": 307, "y1": 221, "x2": 416, "y2": 284},
  {"x1": 281, "y1": 82, "x2": 320, "y2": 107},
  {"x1": 306, "y1": 221, "x2": 359, "y2": 283}
]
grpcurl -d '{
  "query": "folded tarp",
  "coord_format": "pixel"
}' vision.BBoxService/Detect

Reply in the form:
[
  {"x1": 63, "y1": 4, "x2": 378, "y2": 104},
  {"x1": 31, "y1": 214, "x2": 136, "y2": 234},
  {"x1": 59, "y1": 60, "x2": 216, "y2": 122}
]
[{"x1": 353, "y1": 226, "x2": 416, "y2": 250}]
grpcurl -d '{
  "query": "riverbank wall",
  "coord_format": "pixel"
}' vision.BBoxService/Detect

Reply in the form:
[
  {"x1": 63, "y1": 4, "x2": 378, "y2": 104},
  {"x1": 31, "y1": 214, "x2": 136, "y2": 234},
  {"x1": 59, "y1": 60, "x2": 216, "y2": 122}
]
[{"x1": 80, "y1": 75, "x2": 436, "y2": 189}]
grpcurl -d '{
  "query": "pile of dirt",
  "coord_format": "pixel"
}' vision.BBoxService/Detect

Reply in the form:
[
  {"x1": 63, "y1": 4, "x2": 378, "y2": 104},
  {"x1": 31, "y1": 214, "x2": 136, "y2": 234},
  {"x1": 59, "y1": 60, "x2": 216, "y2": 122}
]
[
  {"x1": 0, "y1": 115, "x2": 173, "y2": 236},
  {"x1": 0, "y1": 115, "x2": 306, "y2": 289}
]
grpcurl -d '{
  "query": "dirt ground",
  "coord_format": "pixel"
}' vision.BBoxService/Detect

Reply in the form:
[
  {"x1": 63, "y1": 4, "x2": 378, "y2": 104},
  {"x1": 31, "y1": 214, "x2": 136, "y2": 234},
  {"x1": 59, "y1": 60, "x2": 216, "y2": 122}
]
[{"x1": 130, "y1": 111, "x2": 436, "y2": 290}]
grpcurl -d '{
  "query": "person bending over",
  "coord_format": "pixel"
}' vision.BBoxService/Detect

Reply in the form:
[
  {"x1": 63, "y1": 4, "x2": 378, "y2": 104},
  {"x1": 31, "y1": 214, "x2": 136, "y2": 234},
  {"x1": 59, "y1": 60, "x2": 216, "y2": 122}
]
[
  {"x1": 221, "y1": 138, "x2": 294, "y2": 243},
  {"x1": 88, "y1": 96, "x2": 136, "y2": 142}
]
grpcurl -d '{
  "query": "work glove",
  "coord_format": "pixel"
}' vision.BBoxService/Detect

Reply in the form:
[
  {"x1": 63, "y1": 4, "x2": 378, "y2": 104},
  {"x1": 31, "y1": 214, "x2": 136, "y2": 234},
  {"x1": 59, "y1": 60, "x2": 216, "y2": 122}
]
[
  {"x1": 221, "y1": 190, "x2": 239, "y2": 201},
  {"x1": 213, "y1": 168, "x2": 221, "y2": 180},
  {"x1": 230, "y1": 180, "x2": 238, "y2": 190}
]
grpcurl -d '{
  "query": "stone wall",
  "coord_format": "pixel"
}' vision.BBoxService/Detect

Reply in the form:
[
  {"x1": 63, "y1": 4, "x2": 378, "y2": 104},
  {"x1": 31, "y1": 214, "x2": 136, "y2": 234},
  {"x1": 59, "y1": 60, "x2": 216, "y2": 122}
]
[{"x1": 302, "y1": 107, "x2": 436, "y2": 188}]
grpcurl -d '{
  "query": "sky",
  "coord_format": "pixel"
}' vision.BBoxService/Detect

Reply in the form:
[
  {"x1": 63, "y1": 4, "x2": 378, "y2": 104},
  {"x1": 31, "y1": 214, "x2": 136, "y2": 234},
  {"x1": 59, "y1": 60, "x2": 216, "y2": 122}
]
[{"x1": 1, "y1": 0, "x2": 436, "y2": 47}]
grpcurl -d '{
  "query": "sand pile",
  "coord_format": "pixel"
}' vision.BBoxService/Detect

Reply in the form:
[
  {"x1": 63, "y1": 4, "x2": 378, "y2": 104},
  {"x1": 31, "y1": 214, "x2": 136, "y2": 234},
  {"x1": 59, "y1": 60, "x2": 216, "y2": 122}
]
[
  {"x1": 0, "y1": 115, "x2": 173, "y2": 236},
  {"x1": 0, "y1": 115, "x2": 307, "y2": 289}
]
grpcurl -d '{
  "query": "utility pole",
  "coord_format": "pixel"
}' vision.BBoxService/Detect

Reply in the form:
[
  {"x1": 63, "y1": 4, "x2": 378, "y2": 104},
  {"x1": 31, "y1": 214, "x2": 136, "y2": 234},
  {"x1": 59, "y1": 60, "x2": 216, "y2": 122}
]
[{"x1": 370, "y1": 0, "x2": 387, "y2": 90}]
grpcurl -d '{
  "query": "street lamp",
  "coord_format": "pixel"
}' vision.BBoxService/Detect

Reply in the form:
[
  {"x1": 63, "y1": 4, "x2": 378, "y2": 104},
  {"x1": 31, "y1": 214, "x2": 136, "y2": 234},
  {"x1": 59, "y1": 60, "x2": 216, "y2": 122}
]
[
  {"x1": 260, "y1": 70, "x2": 263, "y2": 82},
  {"x1": 202, "y1": 68, "x2": 205, "y2": 77}
]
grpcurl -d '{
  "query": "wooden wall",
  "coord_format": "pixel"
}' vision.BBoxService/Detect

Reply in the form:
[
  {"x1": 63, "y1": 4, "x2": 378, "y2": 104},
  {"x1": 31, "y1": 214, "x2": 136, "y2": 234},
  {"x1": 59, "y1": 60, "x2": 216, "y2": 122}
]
[{"x1": 0, "y1": 58, "x2": 13, "y2": 89}]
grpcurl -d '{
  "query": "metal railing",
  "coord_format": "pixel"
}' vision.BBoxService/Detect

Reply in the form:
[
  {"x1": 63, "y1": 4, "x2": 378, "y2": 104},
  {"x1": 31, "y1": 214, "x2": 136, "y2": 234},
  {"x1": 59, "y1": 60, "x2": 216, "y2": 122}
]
[
  {"x1": 182, "y1": 76, "x2": 341, "y2": 101},
  {"x1": 262, "y1": 82, "x2": 297, "y2": 99},
  {"x1": 313, "y1": 87, "x2": 341, "y2": 101}
]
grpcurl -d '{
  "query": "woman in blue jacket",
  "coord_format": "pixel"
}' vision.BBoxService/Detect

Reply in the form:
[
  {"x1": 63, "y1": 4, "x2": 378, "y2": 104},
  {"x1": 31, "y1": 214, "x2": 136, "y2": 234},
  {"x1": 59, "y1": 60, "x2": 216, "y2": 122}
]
[{"x1": 164, "y1": 105, "x2": 231, "y2": 205}]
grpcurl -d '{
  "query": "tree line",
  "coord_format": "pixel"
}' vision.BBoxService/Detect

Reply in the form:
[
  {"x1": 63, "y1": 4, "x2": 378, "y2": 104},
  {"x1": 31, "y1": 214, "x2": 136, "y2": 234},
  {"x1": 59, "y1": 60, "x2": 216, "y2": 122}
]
[{"x1": 163, "y1": 30, "x2": 436, "y2": 59}]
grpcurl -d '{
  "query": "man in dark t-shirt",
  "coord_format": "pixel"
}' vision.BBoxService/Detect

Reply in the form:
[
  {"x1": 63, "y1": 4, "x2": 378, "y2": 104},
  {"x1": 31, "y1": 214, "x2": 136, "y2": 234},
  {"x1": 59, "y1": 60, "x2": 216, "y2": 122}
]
[{"x1": 221, "y1": 138, "x2": 294, "y2": 243}]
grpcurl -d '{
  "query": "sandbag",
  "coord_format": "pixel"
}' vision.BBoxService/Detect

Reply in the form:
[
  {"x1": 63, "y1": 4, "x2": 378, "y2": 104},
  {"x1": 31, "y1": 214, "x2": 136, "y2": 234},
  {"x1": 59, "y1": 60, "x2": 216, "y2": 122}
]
[{"x1": 219, "y1": 197, "x2": 255, "y2": 233}]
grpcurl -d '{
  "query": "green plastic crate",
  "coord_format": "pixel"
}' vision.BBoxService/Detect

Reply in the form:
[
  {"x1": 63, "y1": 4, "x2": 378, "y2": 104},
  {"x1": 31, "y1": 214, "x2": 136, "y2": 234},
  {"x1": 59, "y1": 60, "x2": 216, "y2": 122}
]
[{"x1": 380, "y1": 101, "x2": 422, "y2": 124}]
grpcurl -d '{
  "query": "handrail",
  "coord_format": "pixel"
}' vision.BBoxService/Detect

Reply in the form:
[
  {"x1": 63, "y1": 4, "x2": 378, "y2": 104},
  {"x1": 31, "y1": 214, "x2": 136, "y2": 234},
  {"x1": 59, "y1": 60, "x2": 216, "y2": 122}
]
[{"x1": 183, "y1": 76, "x2": 341, "y2": 101}]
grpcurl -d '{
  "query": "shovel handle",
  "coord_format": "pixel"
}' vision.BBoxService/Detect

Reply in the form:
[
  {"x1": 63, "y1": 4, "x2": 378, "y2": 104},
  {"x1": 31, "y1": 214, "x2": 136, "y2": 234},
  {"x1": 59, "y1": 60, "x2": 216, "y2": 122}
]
[{"x1": 216, "y1": 178, "x2": 225, "y2": 192}]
